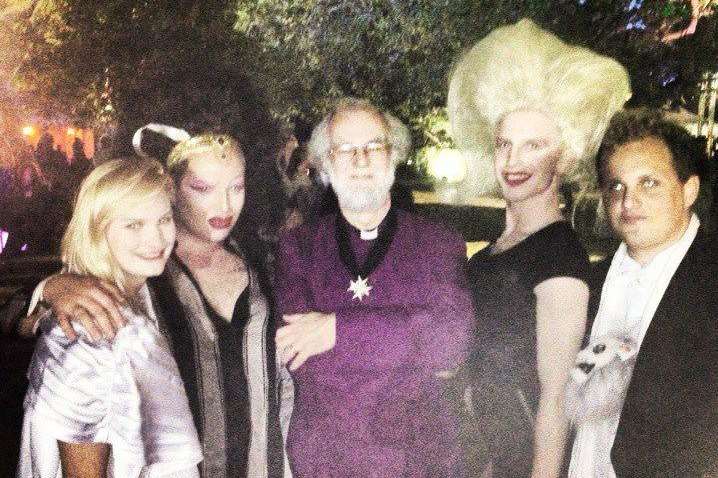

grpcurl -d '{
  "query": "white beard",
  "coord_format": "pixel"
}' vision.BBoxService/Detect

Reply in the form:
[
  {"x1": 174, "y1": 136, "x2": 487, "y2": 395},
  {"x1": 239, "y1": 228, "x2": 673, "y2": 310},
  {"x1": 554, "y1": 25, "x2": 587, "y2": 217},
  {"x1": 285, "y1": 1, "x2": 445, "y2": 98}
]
[{"x1": 328, "y1": 165, "x2": 395, "y2": 212}]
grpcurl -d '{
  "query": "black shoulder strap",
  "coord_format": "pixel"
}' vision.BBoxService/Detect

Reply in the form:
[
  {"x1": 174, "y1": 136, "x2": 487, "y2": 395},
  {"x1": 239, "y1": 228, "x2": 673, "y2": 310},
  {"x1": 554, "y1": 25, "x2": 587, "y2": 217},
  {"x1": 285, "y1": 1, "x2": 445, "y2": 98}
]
[{"x1": 147, "y1": 273, "x2": 203, "y2": 442}]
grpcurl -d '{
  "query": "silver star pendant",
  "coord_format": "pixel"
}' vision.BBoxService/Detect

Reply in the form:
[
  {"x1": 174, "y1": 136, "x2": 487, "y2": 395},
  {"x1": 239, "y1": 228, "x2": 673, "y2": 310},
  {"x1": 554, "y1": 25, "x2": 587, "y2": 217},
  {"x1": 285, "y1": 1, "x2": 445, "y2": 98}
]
[{"x1": 347, "y1": 275, "x2": 372, "y2": 301}]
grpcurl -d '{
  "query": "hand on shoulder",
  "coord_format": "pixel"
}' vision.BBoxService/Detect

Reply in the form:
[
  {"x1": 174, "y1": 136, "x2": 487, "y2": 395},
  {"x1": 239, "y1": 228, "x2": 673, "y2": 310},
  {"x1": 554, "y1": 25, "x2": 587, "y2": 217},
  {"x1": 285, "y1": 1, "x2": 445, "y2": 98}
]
[{"x1": 43, "y1": 273, "x2": 127, "y2": 342}]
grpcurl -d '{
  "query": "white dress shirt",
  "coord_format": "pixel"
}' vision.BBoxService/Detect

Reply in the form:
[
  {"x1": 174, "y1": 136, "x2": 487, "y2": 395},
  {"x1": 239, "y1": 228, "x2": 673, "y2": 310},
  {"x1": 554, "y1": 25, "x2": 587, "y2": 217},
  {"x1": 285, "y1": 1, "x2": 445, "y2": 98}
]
[
  {"x1": 568, "y1": 214, "x2": 700, "y2": 477},
  {"x1": 17, "y1": 285, "x2": 203, "y2": 478}
]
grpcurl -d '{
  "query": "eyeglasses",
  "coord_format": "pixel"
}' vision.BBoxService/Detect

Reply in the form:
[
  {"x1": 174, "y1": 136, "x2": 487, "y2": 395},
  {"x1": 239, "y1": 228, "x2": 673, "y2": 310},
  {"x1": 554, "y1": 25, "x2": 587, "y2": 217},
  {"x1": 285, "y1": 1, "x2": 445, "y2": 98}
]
[{"x1": 330, "y1": 141, "x2": 391, "y2": 162}]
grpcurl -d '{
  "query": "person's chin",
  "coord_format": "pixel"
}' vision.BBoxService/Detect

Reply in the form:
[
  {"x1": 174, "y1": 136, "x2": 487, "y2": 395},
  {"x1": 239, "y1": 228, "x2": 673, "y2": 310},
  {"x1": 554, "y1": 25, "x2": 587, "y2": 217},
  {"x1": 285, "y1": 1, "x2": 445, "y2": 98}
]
[
  {"x1": 501, "y1": 187, "x2": 532, "y2": 204},
  {"x1": 214, "y1": 226, "x2": 234, "y2": 240},
  {"x1": 141, "y1": 261, "x2": 167, "y2": 277},
  {"x1": 622, "y1": 228, "x2": 652, "y2": 247},
  {"x1": 349, "y1": 176, "x2": 376, "y2": 186},
  {"x1": 195, "y1": 227, "x2": 231, "y2": 244},
  {"x1": 126, "y1": 268, "x2": 158, "y2": 283},
  {"x1": 339, "y1": 191, "x2": 382, "y2": 211}
]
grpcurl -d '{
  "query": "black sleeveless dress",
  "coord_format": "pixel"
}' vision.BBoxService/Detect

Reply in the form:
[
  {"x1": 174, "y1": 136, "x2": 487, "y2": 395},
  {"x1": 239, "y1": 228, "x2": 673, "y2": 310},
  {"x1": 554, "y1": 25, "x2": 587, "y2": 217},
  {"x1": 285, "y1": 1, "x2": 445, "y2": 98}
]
[{"x1": 467, "y1": 221, "x2": 589, "y2": 477}]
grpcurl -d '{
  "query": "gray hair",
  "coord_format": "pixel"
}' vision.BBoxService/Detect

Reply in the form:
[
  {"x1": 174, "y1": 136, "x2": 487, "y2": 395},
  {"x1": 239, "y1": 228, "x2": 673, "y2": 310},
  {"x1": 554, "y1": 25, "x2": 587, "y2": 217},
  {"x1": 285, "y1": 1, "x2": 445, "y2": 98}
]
[{"x1": 307, "y1": 97, "x2": 411, "y2": 179}]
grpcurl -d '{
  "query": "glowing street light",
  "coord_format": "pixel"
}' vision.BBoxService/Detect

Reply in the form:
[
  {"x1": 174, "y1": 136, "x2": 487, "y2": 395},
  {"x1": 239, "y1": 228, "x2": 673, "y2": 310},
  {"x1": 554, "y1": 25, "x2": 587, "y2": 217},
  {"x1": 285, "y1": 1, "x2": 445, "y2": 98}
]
[
  {"x1": 427, "y1": 147, "x2": 467, "y2": 184},
  {"x1": 21, "y1": 125, "x2": 34, "y2": 136},
  {"x1": 425, "y1": 147, "x2": 468, "y2": 204}
]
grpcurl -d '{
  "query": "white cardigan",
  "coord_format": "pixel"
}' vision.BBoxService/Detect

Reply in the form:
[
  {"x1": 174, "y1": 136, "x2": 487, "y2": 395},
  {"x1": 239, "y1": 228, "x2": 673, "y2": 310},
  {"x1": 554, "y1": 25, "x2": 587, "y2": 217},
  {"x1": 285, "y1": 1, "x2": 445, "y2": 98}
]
[{"x1": 17, "y1": 285, "x2": 202, "y2": 478}]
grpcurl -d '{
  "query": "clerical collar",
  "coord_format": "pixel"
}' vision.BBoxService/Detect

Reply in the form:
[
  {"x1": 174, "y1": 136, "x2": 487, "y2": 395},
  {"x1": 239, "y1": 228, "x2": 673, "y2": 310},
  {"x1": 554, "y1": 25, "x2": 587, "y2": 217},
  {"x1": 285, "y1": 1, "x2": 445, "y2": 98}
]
[
  {"x1": 360, "y1": 227, "x2": 378, "y2": 241},
  {"x1": 340, "y1": 208, "x2": 394, "y2": 241},
  {"x1": 335, "y1": 207, "x2": 398, "y2": 301}
]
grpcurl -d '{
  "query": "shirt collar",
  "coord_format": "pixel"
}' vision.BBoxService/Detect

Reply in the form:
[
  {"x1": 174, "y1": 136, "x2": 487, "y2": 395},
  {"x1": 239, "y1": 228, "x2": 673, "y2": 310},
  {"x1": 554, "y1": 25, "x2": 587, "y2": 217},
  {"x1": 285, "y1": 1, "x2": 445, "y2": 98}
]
[{"x1": 342, "y1": 206, "x2": 396, "y2": 241}]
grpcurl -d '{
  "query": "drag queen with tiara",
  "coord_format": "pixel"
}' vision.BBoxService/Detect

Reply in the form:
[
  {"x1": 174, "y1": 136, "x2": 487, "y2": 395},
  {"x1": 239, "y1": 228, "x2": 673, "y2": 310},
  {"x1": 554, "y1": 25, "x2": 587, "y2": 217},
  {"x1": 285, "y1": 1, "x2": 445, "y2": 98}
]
[{"x1": 448, "y1": 19, "x2": 631, "y2": 477}]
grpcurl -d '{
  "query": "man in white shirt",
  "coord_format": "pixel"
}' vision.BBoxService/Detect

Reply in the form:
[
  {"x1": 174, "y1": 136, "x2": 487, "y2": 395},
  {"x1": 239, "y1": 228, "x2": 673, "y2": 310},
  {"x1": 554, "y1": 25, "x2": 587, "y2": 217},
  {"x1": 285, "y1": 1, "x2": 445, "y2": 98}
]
[{"x1": 569, "y1": 108, "x2": 717, "y2": 477}]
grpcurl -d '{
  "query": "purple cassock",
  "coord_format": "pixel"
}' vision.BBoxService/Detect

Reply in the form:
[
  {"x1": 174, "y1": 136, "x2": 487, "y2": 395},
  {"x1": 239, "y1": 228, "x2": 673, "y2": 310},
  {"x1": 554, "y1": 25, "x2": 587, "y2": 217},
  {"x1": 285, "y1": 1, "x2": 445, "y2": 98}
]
[{"x1": 277, "y1": 208, "x2": 473, "y2": 477}]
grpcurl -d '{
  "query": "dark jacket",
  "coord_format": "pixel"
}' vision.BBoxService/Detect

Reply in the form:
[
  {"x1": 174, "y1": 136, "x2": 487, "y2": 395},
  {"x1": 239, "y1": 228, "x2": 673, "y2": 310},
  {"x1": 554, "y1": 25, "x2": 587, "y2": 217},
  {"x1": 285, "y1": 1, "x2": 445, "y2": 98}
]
[
  {"x1": 148, "y1": 246, "x2": 286, "y2": 478},
  {"x1": 588, "y1": 229, "x2": 718, "y2": 477}
]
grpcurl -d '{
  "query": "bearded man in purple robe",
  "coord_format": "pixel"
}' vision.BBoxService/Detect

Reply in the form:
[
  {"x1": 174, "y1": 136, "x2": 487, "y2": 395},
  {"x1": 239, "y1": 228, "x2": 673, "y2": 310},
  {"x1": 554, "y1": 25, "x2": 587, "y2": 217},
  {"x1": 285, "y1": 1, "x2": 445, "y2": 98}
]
[{"x1": 275, "y1": 98, "x2": 473, "y2": 477}]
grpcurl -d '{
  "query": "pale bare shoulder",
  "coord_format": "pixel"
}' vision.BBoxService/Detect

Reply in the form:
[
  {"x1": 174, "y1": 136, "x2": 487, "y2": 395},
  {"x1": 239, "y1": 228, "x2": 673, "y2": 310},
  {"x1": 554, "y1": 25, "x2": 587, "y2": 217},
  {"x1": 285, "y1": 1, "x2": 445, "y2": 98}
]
[
  {"x1": 534, "y1": 276, "x2": 588, "y2": 301},
  {"x1": 534, "y1": 276, "x2": 588, "y2": 330}
]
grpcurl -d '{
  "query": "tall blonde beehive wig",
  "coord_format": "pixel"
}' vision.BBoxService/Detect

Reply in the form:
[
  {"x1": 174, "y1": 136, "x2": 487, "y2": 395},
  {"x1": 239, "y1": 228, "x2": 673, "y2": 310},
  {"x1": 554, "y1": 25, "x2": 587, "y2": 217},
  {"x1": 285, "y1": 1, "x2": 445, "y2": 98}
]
[
  {"x1": 447, "y1": 18, "x2": 632, "y2": 199},
  {"x1": 61, "y1": 157, "x2": 174, "y2": 292}
]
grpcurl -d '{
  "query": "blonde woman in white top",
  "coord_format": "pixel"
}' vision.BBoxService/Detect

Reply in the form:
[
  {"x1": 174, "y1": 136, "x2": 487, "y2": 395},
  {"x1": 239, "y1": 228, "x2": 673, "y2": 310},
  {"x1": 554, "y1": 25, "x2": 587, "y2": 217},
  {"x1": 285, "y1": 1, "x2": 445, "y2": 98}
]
[{"x1": 17, "y1": 157, "x2": 202, "y2": 478}]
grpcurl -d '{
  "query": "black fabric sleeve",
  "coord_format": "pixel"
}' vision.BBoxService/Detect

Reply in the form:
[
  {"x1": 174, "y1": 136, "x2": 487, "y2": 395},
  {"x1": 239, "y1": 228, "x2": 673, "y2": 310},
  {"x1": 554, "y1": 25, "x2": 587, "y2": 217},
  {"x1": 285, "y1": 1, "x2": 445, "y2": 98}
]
[{"x1": 529, "y1": 223, "x2": 590, "y2": 288}]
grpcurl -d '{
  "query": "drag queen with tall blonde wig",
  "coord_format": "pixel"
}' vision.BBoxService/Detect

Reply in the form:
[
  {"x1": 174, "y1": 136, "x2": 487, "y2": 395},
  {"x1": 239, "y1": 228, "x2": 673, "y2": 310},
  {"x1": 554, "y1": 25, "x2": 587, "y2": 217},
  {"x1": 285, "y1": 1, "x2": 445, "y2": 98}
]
[{"x1": 448, "y1": 19, "x2": 631, "y2": 477}]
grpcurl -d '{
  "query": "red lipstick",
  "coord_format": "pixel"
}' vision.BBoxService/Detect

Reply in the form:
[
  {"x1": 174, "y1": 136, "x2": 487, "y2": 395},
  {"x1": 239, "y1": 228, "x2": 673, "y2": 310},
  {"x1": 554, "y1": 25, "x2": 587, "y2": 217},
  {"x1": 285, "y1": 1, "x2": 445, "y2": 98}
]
[
  {"x1": 208, "y1": 216, "x2": 233, "y2": 229},
  {"x1": 503, "y1": 172, "x2": 531, "y2": 187}
]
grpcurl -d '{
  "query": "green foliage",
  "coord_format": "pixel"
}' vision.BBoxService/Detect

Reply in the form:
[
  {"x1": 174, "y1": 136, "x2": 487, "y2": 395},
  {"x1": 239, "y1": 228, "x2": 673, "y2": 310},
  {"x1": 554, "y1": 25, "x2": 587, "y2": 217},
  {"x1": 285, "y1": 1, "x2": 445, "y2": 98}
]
[
  {"x1": 10, "y1": 1, "x2": 280, "y2": 149},
  {"x1": 8, "y1": 0, "x2": 718, "y2": 156},
  {"x1": 231, "y1": 0, "x2": 718, "y2": 183},
  {"x1": 235, "y1": 0, "x2": 717, "y2": 126},
  {"x1": 534, "y1": 1, "x2": 718, "y2": 110},
  {"x1": 235, "y1": 0, "x2": 485, "y2": 125},
  {"x1": 410, "y1": 107, "x2": 452, "y2": 178}
]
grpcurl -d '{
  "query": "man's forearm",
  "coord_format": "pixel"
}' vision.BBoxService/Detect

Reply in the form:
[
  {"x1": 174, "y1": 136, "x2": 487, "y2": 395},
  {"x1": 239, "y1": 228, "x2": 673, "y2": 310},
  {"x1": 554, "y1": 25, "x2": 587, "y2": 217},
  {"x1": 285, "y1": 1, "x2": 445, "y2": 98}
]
[
  {"x1": 16, "y1": 309, "x2": 45, "y2": 338},
  {"x1": 0, "y1": 278, "x2": 49, "y2": 338},
  {"x1": 17, "y1": 277, "x2": 51, "y2": 337},
  {"x1": 58, "y1": 441, "x2": 110, "y2": 478}
]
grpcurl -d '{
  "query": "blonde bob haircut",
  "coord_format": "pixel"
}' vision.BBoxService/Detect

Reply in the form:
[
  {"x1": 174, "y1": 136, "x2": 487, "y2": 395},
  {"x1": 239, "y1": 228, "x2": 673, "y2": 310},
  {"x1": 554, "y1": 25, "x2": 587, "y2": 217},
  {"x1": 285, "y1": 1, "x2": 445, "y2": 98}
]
[
  {"x1": 448, "y1": 18, "x2": 631, "y2": 198},
  {"x1": 61, "y1": 157, "x2": 174, "y2": 292},
  {"x1": 166, "y1": 133, "x2": 244, "y2": 182},
  {"x1": 307, "y1": 97, "x2": 411, "y2": 177}
]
